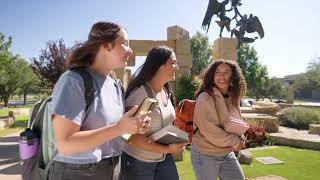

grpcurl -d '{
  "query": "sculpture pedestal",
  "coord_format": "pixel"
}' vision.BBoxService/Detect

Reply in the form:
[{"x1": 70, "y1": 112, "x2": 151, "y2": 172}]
[
  {"x1": 286, "y1": 84, "x2": 294, "y2": 104},
  {"x1": 212, "y1": 38, "x2": 238, "y2": 61}
]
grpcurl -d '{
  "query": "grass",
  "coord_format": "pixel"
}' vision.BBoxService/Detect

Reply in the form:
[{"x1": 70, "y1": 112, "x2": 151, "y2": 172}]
[
  {"x1": 0, "y1": 115, "x2": 29, "y2": 137},
  {"x1": 176, "y1": 150, "x2": 196, "y2": 179},
  {"x1": 176, "y1": 146, "x2": 320, "y2": 180},
  {"x1": 0, "y1": 109, "x2": 9, "y2": 117}
]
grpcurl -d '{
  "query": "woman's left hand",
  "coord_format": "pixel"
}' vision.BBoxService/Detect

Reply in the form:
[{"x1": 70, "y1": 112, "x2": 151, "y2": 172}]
[{"x1": 137, "y1": 112, "x2": 151, "y2": 134}]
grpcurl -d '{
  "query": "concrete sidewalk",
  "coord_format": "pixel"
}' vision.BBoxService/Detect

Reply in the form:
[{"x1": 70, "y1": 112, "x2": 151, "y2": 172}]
[{"x1": 0, "y1": 131, "x2": 22, "y2": 180}]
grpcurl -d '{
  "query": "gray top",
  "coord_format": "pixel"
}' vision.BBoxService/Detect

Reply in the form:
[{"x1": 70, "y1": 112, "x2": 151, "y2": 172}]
[
  {"x1": 51, "y1": 70, "x2": 124, "y2": 164},
  {"x1": 124, "y1": 84, "x2": 175, "y2": 162}
]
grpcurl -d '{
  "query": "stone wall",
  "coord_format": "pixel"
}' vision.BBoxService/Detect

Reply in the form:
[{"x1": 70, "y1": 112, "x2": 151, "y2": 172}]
[{"x1": 115, "y1": 25, "x2": 193, "y2": 90}]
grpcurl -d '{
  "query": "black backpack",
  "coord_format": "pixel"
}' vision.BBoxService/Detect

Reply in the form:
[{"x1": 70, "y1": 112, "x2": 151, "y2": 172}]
[{"x1": 20, "y1": 68, "x2": 94, "y2": 180}]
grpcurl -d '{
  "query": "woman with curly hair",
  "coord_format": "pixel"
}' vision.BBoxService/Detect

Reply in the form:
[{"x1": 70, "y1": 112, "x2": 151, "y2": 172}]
[{"x1": 190, "y1": 59, "x2": 247, "y2": 180}]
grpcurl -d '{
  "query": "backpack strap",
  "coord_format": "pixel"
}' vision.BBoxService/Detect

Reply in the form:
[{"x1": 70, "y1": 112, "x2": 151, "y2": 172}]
[
  {"x1": 70, "y1": 68, "x2": 95, "y2": 111},
  {"x1": 30, "y1": 97, "x2": 52, "y2": 134},
  {"x1": 193, "y1": 90, "x2": 216, "y2": 135}
]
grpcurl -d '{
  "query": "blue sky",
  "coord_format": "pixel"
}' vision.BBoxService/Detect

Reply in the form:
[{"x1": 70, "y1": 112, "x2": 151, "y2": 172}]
[{"x1": 1, "y1": 0, "x2": 319, "y2": 78}]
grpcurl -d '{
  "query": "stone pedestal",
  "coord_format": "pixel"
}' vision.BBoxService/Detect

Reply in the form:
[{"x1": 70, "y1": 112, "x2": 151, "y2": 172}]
[
  {"x1": 286, "y1": 83, "x2": 294, "y2": 104},
  {"x1": 212, "y1": 38, "x2": 238, "y2": 61},
  {"x1": 167, "y1": 25, "x2": 189, "y2": 40}
]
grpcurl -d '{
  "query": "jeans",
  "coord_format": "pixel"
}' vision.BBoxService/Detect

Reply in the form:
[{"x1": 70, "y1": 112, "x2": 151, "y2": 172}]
[
  {"x1": 190, "y1": 145, "x2": 245, "y2": 180},
  {"x1": 48, "y1": 156, "x2": 121, "y2": 180},
  {"x1": 121, "y1": 152, "x2": 179, "y2": 180}
]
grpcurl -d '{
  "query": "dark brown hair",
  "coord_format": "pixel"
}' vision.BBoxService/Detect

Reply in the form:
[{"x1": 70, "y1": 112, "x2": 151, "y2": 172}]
[
  {"x1": 66, "y1": 21, "x2": 123, "y2": 69},
  {"x1": 195, "y1": 59, "x2": 247, "y2": 106},
  {"x1": 125, "y1": 46, "x2": 176, "y2": 106}
]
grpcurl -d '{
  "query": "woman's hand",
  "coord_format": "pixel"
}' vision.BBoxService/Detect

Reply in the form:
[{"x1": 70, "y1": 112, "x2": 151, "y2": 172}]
[
  {"x1": 167, "y1": 143, "x2": 187, "y2": 154},
  {"x1": 116, "y1": 106, "x2": 141, "y2": 134},
  {"x1": 137, "y1": 112, "x2": 152, "y2": 134},
  {"x1": 230, "y1": 137, "x2": 245, "y2": 152}
]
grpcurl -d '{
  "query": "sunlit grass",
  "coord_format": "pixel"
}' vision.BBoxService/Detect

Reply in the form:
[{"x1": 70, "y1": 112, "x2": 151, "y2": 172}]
[{"x1": 176, "y1": 147, "x2": 320, "y2": 180}]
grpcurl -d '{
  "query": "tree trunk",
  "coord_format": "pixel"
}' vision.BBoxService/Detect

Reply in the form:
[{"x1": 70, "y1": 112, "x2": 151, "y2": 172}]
[
  {"x1": 23, "y1": 89, "x2": 27, "y2": 105},
  {"x1": 3, "y1": 96, "x2": 9, "y2": 107}
]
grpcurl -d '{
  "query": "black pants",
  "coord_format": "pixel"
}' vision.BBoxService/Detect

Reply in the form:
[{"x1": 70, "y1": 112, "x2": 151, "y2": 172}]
[{"x1": 48, "y1": 156, "x2": 121, "y2": 180}]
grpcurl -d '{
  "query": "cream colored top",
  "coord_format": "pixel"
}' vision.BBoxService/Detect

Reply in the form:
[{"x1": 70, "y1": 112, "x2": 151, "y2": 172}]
[
  {"x1": 124, "y1": 84, "x2": 175, "y2": 162},
  {"x1": 192, "y1": 88, "x2": 241, "y2": 156}
]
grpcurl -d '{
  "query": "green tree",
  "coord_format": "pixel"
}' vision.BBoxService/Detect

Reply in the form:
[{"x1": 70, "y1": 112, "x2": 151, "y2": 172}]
[
  {"x1": 0, "y1": 58, "x2": 33, "y2": 107},
  {"x1": 19, "y1": 65, "x2": 41, "y2": 105},
  {"x1": 0, "y1": 33, "x2": 19, "y2": 105},
  {"x1": 0, "y1": 33, "x2": 39, "y2": 106},
  {"x1": 175, "y1": 75, "x2": 201, "y2": 103},
  {"x1": 295, "y1": 57, "x2": 320, "y2": 93},
  {"x1": 237, "y1": 43, "x2": 269, "y2": 99},
  {"x1": 190, "y1": 32, "x2": 212, "y2": 76},
  {"x1": 0, "y1": 33, "x2": 13, "y2": 68},
  {"x1": 264, "y1": 77, "x2": 286, "y2": 101}
]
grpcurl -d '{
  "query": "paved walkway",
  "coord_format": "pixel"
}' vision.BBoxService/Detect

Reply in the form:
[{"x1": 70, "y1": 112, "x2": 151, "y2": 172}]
[{"x1": 0, "y1": 131, "x2": 22, "y2": 180}]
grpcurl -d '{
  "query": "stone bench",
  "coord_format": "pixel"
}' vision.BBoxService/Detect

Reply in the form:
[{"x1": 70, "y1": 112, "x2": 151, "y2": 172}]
[
  {"x1": 0, "y1": 116, "x2": 16, "y2": 129},
  {"x1": 270, "y1": 126, "x2": 320, "y2": 150},
  {"x1": 242, "y1": 113, "x2": 279, "y2": 133},
  {"x1": 252, "y1": 105, "x2": 281, "y2": 115},
  {"x1": 309, "y1": 124, "x2": 320, "y2": 135}
]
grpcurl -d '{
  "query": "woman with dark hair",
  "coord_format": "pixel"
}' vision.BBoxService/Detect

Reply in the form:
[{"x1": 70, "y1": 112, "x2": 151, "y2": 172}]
[
  {"x1": 49, "y1": 21, "x2": 150, "y2": 180},
  {"x1": 190, "y1": 59, "x2": 247, "y2": 180},
  {"x1": 121, "y1": 46, "x2": 185, "y2": 180}
]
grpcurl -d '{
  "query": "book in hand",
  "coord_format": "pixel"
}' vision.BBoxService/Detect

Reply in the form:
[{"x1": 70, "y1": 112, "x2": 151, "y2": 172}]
[
  {"x1": 133, "y1": 97, "x2": 158, "y2": 117},
  {"x1": 149, "y1": 125, "x2": 189, "y2": 145},
  {"x1": 122, "y1": 97, "x2": 158, "y2": 141}
]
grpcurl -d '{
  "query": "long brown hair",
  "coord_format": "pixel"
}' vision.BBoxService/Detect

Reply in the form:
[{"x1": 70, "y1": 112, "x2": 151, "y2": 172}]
[
  {"x1": 66, "y1": 22, "x2": 123, "y2": 69},
  {"x1": 125, "y1": 46, "x2": 176, "y2": 106},
  {"x1": 195, "y1": 59, "x2": 247, "y2": 106}
]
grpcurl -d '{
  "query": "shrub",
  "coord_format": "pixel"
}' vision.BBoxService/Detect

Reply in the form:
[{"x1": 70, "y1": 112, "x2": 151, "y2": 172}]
[
  {"x1": 279, "y1": 107, "x2": 320, "y2": 130},
  {"x1": 175, "y1": 75, "x2": 200, "y2": 103},
  {"x1": 244, "y1": 126, "x2": 274, "y2": 148}
]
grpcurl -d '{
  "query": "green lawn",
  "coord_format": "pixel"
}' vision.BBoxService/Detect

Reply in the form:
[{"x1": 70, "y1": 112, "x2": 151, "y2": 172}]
[
  {"x1": 0, "y1": 108, "x2": 9, "y2": 117},
  {"x1": 176, "y1": 146, "x2": 320, "y2": 180},
  {"x1": 0, "y1": 115, "x2": 28, "y2": 137}
]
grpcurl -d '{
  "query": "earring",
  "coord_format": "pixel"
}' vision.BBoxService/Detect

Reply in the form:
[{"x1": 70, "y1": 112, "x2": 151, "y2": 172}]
[{"x1": 230, "y1": 82, "x2": 233, "y2": 86}]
